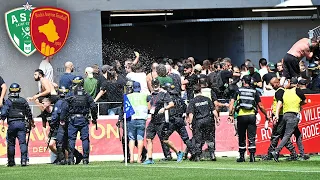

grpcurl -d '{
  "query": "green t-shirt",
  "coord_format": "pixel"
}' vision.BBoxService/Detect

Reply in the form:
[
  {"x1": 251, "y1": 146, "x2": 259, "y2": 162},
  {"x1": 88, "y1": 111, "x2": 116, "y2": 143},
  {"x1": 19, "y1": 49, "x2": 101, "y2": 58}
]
[
  {"x1": 156, "y1": 76, "x2": 173, "y2": 86},
  {"x1": 84, "y1": 77, "x2": 98, "y2": 98}
]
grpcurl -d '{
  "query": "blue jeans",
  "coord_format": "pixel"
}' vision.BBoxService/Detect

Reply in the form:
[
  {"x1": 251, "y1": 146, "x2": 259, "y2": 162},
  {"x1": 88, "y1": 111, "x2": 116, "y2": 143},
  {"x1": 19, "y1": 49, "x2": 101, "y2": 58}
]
[
  {"x1": 127, "y1": 120, "x2": 146, "y2": 141},
  {"x1": 108, "y1": 106, "x2": 122, "y2": 115}
]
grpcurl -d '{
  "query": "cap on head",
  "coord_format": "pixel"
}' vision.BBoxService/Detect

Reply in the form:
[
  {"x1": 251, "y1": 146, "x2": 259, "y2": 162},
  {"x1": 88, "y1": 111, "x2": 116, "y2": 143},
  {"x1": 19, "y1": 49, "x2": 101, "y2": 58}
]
[
  {"x1": 298, "y1": 79, "x2": 307, "y2": 86},
  {"x1": 9, "y1": 83, "x2": 21, "y2": 93},
  {"x1": 247, "y1": 62, "x2": 254, "y2": 68},
  {"x1": 85, "y1": 67, "x2": 94, "y2": 78},
  {"x1": 101, "y1": 65, "x2": 113, "y2": 74},
  {"x1": 194, "y1": 64, "x2": 202, "y2": 72},
  {"x1": 267, "y1": 62, "x2": 276, "y2": 70},
  {"x1": 133, "y1": 81, "x2": 141, "y2": 92}
]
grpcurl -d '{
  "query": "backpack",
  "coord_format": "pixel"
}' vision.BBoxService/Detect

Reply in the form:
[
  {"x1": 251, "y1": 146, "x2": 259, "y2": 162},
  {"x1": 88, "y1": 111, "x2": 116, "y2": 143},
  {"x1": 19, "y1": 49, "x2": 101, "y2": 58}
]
[{"x1": 208, "y1": 71, "x2": 224, "y2": 94}]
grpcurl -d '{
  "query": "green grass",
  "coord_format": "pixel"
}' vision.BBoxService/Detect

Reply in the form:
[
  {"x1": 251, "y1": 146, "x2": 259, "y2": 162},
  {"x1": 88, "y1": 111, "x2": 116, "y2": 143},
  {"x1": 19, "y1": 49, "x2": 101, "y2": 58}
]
[{"x1": 1, "y1": 157, "x2": 320, "y2": 180}]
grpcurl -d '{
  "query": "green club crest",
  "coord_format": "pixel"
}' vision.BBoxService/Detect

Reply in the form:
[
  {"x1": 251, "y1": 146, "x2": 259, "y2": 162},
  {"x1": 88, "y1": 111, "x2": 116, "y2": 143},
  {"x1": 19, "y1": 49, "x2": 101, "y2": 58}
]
[{"x1": 5, "y1": 6, "x2": 36, "y2": 56}]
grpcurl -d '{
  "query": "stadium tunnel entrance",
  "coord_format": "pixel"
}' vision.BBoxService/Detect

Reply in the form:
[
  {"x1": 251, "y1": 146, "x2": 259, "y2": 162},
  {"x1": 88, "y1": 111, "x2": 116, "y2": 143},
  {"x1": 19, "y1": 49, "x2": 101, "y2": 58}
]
[{"x1": 101, "y1": 9, "x2": 246, "y2": 67}]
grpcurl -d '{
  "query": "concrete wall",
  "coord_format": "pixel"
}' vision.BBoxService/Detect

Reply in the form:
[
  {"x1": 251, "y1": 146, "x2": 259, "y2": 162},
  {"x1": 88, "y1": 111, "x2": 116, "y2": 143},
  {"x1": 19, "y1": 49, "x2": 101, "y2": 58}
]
[
  {"x1": 243, "y1": 21, "x2": 262, "y2": 66},
  {"x1": 268, "y1": 20, "x2": 320, "y2": 62},
  {"x1": 0, "y1": 0, "x2": 102, "y2": 99}
]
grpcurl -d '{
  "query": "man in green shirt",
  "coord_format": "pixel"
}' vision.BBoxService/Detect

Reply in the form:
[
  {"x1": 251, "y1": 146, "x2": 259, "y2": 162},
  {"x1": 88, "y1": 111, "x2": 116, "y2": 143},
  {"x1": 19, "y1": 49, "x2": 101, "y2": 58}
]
[{"x1": 84, "y1": 67, "x2": 98, "y2": 98}]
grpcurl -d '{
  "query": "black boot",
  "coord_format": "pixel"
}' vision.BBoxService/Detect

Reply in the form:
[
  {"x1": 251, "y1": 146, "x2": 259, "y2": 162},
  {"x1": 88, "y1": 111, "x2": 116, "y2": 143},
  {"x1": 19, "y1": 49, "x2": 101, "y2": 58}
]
[
  {"x1": 250, "y1": 153, "x2": 255, "y2": 162},
  {"x1": 75, "y1": 153, "x2": 84, "y2": 165},
  {"x1": 210, "y1": 152, "x2": 217, "y2": 161},
  {"x1": 236, "y1": 152, "x2": 245, "y2": 162},
  {"x1": 83, "y1": 158, "x2": 89, "y2": 165}
]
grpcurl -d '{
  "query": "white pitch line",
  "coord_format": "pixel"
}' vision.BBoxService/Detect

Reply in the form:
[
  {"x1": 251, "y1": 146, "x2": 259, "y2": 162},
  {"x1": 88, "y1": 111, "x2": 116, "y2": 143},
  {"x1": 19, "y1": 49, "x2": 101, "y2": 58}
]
[
  {"x1": 84, "y1": 164, "x2": 320, "y2": 173},
  {"x1": 135, "y1": 165, "x2": 320, "y2": 173}
]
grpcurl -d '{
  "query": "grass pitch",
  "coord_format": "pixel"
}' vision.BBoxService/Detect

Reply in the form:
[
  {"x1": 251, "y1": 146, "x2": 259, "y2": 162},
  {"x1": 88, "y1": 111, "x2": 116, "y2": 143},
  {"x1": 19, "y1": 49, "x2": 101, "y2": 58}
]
[{"x1": 1, "y1": 157, "x2": 320, "y2": 180}]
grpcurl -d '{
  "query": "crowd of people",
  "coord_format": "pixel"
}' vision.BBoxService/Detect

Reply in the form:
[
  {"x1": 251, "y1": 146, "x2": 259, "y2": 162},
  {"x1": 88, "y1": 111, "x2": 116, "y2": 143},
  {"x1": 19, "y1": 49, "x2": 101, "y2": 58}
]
[{"x1": 1, "y1": 34, "x2": 320, "y2": 167}]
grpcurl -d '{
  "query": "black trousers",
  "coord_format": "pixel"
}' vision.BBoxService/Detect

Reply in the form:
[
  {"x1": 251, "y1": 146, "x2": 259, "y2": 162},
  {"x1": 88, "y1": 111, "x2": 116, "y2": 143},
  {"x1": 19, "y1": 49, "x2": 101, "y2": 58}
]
[
  {"x1": 237, "y1": 115, "x2": 256, "y2": 153},
  {"x1": 162, "y1": 117, "x2": 194, "y2": 154},
  {"x1": 193, "y1": 118, "x2": 215, "y2": 155}
]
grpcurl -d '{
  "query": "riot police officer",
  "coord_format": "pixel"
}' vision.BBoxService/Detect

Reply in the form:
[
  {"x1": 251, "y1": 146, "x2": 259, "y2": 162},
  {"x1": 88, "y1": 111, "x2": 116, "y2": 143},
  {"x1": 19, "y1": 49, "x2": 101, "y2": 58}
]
[
  {"x1": 51, "y1": 86, "x2": 83, "y2": 165},
  {"x1": 228, "y1": 75, "x2": 270, "y2": 162},
  {"x1": 307, "y1": 62, "x2": 320, "y2": 92},
  {"x1": 1, "y1": 83, "x2": 34, "y2": 166},
  {"x1": 186, "y1": 84, "x2": 218, "y2": 161},
  {"x1": 66, "y1": 76, "x2": 98, "y2": 165}
]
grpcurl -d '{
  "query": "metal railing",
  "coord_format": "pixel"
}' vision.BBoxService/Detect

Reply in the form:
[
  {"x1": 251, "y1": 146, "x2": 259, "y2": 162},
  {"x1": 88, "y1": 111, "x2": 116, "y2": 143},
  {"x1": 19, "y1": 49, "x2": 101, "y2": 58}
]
[{"x1": 29, "y1": 101, "x2": 122, "y2": 117}]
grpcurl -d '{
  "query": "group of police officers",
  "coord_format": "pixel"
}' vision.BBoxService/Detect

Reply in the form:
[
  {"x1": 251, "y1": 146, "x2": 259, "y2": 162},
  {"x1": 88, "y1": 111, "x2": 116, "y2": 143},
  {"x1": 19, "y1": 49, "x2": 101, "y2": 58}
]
[{"x1": 1, "y1": 76, "x2": 97, "y2": 166}]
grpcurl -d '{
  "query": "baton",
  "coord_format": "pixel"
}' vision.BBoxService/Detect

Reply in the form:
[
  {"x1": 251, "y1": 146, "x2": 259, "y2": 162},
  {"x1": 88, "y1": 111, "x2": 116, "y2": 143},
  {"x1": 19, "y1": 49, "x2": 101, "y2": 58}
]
[{"x1": 95, "y1": 123, "x2": 98, "y2": 130}]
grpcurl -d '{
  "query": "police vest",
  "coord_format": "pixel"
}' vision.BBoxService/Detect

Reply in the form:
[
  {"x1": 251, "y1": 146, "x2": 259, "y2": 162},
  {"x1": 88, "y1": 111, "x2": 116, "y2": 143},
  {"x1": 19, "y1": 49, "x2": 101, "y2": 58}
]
[
  {"x1": 283, "y1": 87, "x2": 301, "y2": 114},
  {"x1": 237, "y1": 87, "x2": 256, "y2": 110},
  {"x1": 272, "y1": 87, "x2": 284, "y2": 115},
  {"x1": 201, "y1": 88, "x2": 212, "y2": 100},
  {"x1": 8, "y1": 97, "x2": 26, "y2": 119},
  {"x1": 69, "y1": 90, "x2": 89, "y2": 114},
  {"x1": 127, "y1": 92, "x2": 148, "y2": 120}
]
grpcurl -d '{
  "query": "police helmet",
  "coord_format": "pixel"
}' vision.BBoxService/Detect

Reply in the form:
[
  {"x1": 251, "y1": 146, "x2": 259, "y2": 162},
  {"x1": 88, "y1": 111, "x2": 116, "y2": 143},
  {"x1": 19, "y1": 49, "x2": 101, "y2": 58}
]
[
  {"x1": 125, "y1": 80, "x2": 134, "y2": 94},
  {"x1": 72, "y1": 76, "x2": 84, "y2": 85},
  {"x1": 9, "y1": 83, "x2": 21, "y2": 93},
  {"x1": 308, "y1": 62, "x2": 319, "y2": 71},
  {"x1": 162, "y1": 82, "x2": 175, "y2": 91},
  {"x1": 58, "y1": 86, "x2": 69, "y2": 96},
  {"x1": 152, "y1": 79, "x2": 160, "y2": 89}
]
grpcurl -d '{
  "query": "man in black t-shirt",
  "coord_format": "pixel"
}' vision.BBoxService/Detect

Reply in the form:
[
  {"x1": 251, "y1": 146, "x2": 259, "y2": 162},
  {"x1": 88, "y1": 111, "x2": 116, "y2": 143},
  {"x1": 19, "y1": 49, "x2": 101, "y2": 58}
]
[
  {"x1": 298, "y1": 79, "x2": 318, "y2": 94},
  {"x1": 186, "y1": 85, "x2": 218, "y2": 161},
  {"x1": 182, "y1": 63, "x2": 198, "y2": 101},
  {"x1": 0, "y1": 76, "x2": 7, "y2": 108},
  {"x1": 143, "y1": 79, "x2": 175, "y2": 165}
]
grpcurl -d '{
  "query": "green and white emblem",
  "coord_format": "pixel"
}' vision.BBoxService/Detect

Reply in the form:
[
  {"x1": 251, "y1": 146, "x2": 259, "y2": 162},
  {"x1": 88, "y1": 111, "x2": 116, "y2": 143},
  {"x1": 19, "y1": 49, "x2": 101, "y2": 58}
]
[{"x1": 5, "y1": 4, "x2": 36, "y2": 57}]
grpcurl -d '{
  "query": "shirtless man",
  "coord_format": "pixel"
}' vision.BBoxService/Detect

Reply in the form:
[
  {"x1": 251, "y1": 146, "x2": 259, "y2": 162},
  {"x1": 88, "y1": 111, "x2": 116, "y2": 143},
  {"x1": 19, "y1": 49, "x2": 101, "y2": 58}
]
[
  {"x1": 280, "y1": 38, "x2": 319, "y2": 86},
  {"x1": 28, "y1": 69, "x2": 58, "y2": 103},
  {"x1": 146, "y1": 62, "x2": 159, "y2": 92}
]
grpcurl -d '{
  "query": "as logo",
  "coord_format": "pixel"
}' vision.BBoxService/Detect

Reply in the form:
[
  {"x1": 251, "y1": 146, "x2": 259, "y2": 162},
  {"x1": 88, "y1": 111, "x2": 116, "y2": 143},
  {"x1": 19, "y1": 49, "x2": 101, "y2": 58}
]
[
  {"x1": 5, "y1": 2, "x2": 36, "y2": 57},
  {"x1": 30, "y1": 7, "x2": 70, "y2": 57}
]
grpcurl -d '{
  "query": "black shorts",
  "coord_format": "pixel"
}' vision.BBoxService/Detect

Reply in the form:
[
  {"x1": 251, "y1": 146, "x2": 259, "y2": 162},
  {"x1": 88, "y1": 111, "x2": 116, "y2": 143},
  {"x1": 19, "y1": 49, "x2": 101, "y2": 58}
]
[
  {"x1": 282, "y1": 53, "x2": 300, "y2": 79},
  {"x1": 38, "y1": 95, "x2": 59, "y2": 104},
  {"x1": 146, "y1": 121, "x2": 164, "y2": 140}
]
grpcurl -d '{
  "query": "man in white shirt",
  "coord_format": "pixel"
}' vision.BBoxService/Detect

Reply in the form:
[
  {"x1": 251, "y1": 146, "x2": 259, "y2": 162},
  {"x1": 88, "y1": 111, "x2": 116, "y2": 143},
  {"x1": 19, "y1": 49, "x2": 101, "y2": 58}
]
[
  {"x1": 259, "y1": 58, "x2": 268, "y2": 78},
  {"x1": 39, "y1": 56, "x2": 57, "y2": 91}
]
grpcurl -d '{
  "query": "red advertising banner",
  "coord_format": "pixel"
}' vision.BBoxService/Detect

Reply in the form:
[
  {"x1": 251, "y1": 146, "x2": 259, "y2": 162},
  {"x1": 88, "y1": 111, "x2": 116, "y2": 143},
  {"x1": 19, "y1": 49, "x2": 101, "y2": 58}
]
[
  {"x1": 0, "y1": 116, "x2": 237, "y2": 158},
  {"x1": 256, "y1": 94, "x2": 320, "y2": 155}
]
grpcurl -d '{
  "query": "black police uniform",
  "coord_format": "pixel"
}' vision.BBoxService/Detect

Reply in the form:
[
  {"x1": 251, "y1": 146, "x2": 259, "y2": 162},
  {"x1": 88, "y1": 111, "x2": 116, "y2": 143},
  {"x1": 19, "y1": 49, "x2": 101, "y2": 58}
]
[
  {"x1": 186, "y1": 95, "x2": 215, "y2": 160},
  {"x1": 66, "y1": 86, "x2": 97, "y2": 164},
  {"x1": 162, "y1": 90, "x2": 194, "y2": 154},
  {"x1": 1, "y1": 93, "x2": 33, "y2": 166},
  {"x1": 145, "y1": 90, "x2": 172, "y2": 159},
  {"x1": 234, "y1": 86, "x2": 260, "y2": 162},
  {"x1": 51, "y1": 96, "x2": 83, "y2": 164}
]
